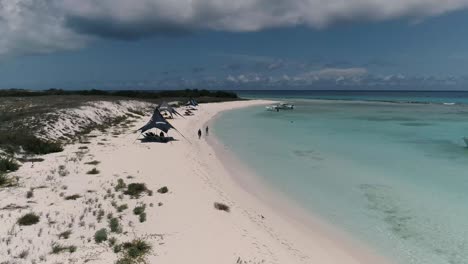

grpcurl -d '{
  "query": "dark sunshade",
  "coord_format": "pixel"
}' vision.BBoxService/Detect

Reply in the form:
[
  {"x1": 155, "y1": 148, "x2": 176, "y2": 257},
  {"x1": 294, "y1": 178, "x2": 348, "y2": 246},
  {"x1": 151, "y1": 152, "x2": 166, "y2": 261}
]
[
  {"x1": 137, "y1": 109, "x2": 174, "y2": 133},
  {"x1": 159, "y1": 101, "x2": 184, "y2": 118}
]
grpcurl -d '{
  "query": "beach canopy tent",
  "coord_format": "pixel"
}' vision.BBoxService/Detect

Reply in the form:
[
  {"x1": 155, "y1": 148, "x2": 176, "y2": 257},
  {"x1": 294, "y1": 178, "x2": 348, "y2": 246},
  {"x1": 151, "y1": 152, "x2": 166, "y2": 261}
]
[
  {"x1": 137, "y1": 109, "x2": 175, "y2": 134},
  {"x1": 185, "y1": 98, "x2": 199, "y2": 107},
  {"x1": 158, "y1": 101, "x2": 184, "y2": 118},
  {"x1": 136, "y1": 108, "x2": 188, "y2": 140}
]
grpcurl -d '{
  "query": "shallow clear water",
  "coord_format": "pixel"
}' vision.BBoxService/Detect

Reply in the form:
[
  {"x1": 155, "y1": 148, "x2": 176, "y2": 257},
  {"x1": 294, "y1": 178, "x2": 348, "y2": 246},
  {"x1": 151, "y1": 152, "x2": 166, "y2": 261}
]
[{"x1": 213, "y1": 98, "x2": 468, "y2": 264}]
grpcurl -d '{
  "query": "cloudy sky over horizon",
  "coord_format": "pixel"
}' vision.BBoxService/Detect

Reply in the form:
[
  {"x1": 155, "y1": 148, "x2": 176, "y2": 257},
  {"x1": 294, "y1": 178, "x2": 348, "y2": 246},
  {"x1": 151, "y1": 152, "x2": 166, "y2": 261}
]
[{"x1": 2, "y1": 0, "x2": 468, "y2": 90}]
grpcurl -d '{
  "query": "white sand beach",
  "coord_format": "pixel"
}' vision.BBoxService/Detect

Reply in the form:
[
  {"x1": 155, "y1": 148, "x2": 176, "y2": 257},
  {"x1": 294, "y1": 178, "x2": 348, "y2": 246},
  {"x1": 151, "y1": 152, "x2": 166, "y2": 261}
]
[{"x1": 0, "y1": 100, "x2": 389, "y2": 264}]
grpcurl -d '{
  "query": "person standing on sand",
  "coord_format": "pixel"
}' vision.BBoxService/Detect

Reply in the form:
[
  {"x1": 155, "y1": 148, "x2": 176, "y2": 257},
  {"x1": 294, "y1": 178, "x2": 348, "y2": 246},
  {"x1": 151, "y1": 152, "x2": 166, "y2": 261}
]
[
  {"x1": 198, "y1": 129, "x2": 202, "y2": 139},
  {"x1": 205, "y1": 126, "x2": 209, "y2": 136}
]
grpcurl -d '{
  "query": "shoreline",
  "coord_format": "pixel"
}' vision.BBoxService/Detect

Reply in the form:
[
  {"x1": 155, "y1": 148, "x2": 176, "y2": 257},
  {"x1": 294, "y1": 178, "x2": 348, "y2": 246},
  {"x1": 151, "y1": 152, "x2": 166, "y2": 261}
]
[
  {"x1": 201, "y1": 100, "x2": 392, "y2": 264},
  {"x1": 0, "y1": 99, "x2": 391, "y2": 264}
]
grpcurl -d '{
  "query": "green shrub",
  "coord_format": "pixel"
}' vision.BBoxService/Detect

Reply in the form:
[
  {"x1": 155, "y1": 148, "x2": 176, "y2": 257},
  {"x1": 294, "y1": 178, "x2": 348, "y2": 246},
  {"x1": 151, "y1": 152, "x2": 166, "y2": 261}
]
[
  {"x1": 58, "y1": 230, "x2": 72, "y2": 239},
  {"x1": 109, "y1": 218, "x2": 122, "y2": 233},
  {"x1": 133, "y1": 205, "x2": 146, "y2": 215},
  {"x1": 124, "y1": 183, "x2": 149, "y2": 198},
  {"x1": 18, "y1": 213, "x2": 40, "y2": 226},
  {"x1": 84, "y1": 160, "x2": 100, "y2": 165},
  {"x1": 116, "y1": 239, "x2": 152, "y2": 264},
  {"x1": 0, "y1": 157, "x2": 19, "y2": 173},
  {"x1": 86, "y1": 168, "x2": 100, "y2": 175},
  {"x1": 109, "y1": 237, "x2": 117, "y2": 247},
  {"x1": 64, "y1": 194, "x2": 81, "y2": 200},
  {"x1": 0, "y1": 173, "x2": 14, "y2": 187},
  {"x1": 214, "y1": 202, "x2": 230, "y2": 212},
  {"x1": 123, "y1": 239, "x2": 152, "y2": 258},
  {"x1": 117, "y1": 204, "x2": 128, "y2": 213},
  {"x1": 94, "y1": 228, "x2": 108, "y2": 243},
  {"x1": 0, "y1": 133, "x2": 63, "y2": 155},
  {"x1": 157, "y1": 186, "x2": 168, "y2": 194},
  {"x1": 139, "y1": 212, "x2": 147, "y2": 223},
  {"x1": 51, "y1": 243, "x2": 76, "y2": 254},
  {"x1": 115, "y1": 178, "x2": 126, "y2": 191}
]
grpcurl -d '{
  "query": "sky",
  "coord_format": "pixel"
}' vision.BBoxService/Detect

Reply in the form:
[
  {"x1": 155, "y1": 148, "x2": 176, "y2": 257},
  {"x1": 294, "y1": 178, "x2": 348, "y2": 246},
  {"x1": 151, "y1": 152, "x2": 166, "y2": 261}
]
[{"x1": 2, "y1": 0, "x2": 468, "y2": 90}]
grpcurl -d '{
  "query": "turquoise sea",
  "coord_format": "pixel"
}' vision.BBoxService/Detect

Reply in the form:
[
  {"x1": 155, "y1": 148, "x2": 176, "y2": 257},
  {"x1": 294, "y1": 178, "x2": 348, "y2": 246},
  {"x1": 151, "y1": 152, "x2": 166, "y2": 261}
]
[{"x1": 213, "y1": 91, "x2": 468, "y2": 264}]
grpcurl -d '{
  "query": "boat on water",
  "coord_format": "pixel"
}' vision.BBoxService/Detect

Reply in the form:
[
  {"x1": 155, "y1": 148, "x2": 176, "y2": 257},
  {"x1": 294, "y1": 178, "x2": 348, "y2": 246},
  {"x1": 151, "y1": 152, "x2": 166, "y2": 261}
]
[{"x1": 266, "y1": 102, "x2": 295, "y2": 111}]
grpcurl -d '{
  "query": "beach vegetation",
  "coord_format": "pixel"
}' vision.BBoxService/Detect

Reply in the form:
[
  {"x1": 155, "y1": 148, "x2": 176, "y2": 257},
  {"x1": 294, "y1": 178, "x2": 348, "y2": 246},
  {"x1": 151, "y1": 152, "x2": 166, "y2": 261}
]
[
  {"x1": 18, "y1": 249, "x2": 29, "y2": 259},
  {"x1": 85, "y1": 160, "x2": 100, "y2": 165},
  {"x1": 157, "y1": 186, "x2": 168, "y2": 194},
  {"x1": 109, "y1": 237, "x2": 117, "y2": 247},
  {"x1": 115, "y1": 239, "x2": 152, "y2": 264},
  {"x1": 64, "y1": 194, "x2": 81, "y2": 200},
  {"x1": 139, "y1": 212, "x2": 147, "y2": 223},
  {"x1": 86, "y1": 168, "x2": 100, "y2": 174},
  {"x1": 214, "y1": 202, "x2": 230, "y2": 212},
  {"x1": 58, "y1": 165, "x2": 69, "y2": 177},
  {"x1": 96, "y1": 209, "x2": 105, "y2": 222},
  {"x1": 0, "y1": 173, "x2": 16, "y2": 188},
  {"x1": 109, "y1": 217, "x2": 122, "y2": 233},
  {"x1": 58, "y1": 230, "x2": 72, "y2": 239},
  {"x1": 133, "y1": 205, "x2": 146, "y2": 215},
  {"x1": 117, "y1": 204, "x2": 128, "y2": 212},
  {"x1": 0, "y1": 133, "x2": 63, "y2": 155},
  {"x1": 51, "y1": 243, "x2": 76, "y2": 254},
  {"x1": 115, "y1": 178, "x2": 126, "y2": 191},
  {"x1": 0, "y1": 88, "x2": 238, "y2": 101},
  {"x1": 0, "y1": 157, "x2": 19, "y2": 173},
  {"x1": 26, "y1": 189, "x2": 34, "y2": 199},
  {"x1": 18, "y1": 213, "x2": 40, "y2": 226},
  {"x1": 124, "y1": 183, "x2": 150, "y2": 198},
  {"x1": 94, "y1": 228, "x2": 108, "y2": 243},
  {"x1": 128, "y1": 109, "x2": 145, "y2": 116}
]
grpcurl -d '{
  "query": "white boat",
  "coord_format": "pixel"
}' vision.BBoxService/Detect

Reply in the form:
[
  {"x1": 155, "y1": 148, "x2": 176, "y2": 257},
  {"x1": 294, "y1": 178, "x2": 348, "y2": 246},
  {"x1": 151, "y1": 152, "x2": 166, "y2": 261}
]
[
  {"x1": 266, "y1": 102, "x2": 295, "y2": 111},
  {"x1": 464, "y1": 137, "x2": 468, "y2": 147}
]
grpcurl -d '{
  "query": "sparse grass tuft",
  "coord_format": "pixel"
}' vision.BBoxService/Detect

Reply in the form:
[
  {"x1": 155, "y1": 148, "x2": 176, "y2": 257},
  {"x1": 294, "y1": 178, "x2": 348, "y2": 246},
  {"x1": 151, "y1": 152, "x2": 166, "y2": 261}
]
[
  {"x1": 139, "y1": 212, "x2": 147, "y2": 223},
  {"x1": 51, "y1": 243, "x2": 76, "y2": 254},
  {"x1": 0, "y1": 173, "x2": 16, "y2": 188},
  {"x1": 109, "y1": 217, "x2": 122, "y2": 233},
  {"x1": 157, "y1": 186, "x2": 168, "y2": 194},
  {"x1": 115, "y1": 178, "x2": 126, "y2": 191},
  {"x1": 58, "y1": 230, "x2": 72, "y2": 239},
  {"x1": 86, "y1": 168, "x2": 100, "y2": 175},
  {"x1": 214, "y1": 202, "x2": 230, "y2": 212},
  {"x1": 94, "y1": 228, "x2": 108, "y2": 243},
  {"x1": 0, "y1": 157, "x2": 19, "y2": 173},
  {"x1": 85, "y1": 160, "x2": 100, "y2": 165},
  {"x1": 133, "y1": 205, "x2": 146, "y2": 215},
  {"x1": 0, "y1": 133, "x2": 63, "y2": 155},
  {"x1": 18, "y1": 249, "x2": 29, "y2": 259},
  {"x1": 18, "y1": 213, "x2": 40, "y2": 226},
  {"x1": 117, "y1": 204, "x2": 128, "y2": 213},
  {"x1": 64, "y1": 194, "x2": 81, "y2": 200},
  {"x1": 124, "y1": 183, "x2": 150, "y2": 198},
  {"x1": 116, "y1": 239, "x2": 152, "y2": 264},
  {"x1": 26, "y1": 189, "x2": 34, "y2": 199}
]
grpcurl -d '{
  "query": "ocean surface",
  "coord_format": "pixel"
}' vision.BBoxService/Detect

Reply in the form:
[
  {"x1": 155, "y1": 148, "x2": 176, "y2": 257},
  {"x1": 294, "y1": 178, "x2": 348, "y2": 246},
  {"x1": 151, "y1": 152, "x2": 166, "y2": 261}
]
[{"x1": 213, "y1": 91, "x2": 468, "y2": 264}]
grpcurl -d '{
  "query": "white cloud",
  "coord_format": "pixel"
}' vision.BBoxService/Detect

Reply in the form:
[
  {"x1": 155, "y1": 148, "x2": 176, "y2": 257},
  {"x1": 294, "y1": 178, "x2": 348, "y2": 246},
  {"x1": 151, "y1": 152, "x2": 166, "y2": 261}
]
[
  {"x1": 2, "y1": 0, "x2": 468, "y2": 56},
  {"x1": 297, "y1": 67, "x2": 368, "y2": 81},
  {"x1": 0, "y1": 0, "x2": 89, "y2": 57}
]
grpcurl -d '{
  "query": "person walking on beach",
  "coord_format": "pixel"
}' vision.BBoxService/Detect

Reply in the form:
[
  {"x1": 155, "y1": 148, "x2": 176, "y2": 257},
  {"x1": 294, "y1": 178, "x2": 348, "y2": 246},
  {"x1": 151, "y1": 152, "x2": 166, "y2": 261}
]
[
  {"x1": 198, "y1": 129, "x2": 202, "y2": 139},
  {"x1": 205, "y1": 126, "x2": 209, "y2": 136}
]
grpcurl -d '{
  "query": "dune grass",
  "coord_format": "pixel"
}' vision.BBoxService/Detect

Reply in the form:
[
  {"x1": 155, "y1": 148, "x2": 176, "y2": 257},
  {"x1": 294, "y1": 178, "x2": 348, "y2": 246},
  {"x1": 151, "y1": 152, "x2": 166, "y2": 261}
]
[
  {"x1": 0, "y1": 157, "x2": 19, "y2": 173},
  {"x1": 18, "y1": 213, "x2": 40, "y2": 226}
]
